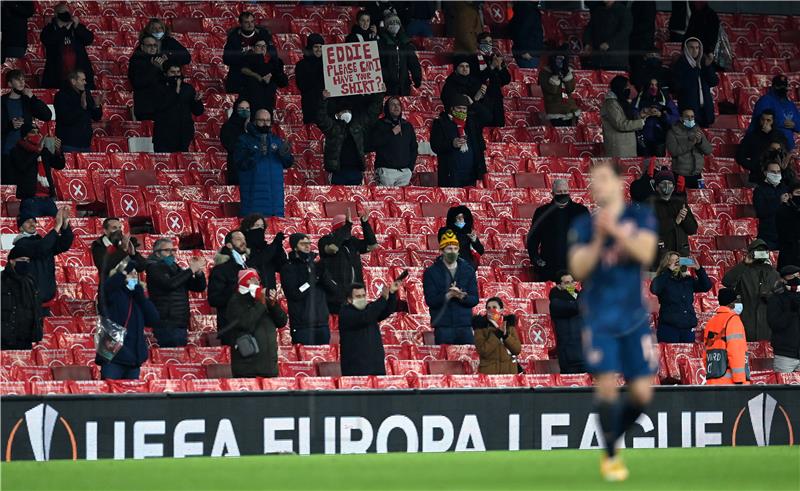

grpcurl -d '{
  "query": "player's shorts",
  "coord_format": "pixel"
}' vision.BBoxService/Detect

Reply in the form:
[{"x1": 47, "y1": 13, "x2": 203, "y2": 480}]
[{"x1": 583, "y1": 323, "x2": 658, "y2": 381}]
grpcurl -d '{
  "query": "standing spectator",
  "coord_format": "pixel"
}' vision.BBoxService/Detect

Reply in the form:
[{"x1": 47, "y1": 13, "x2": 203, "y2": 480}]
[
  {"x1": 438, "y1": 205, "x2": 484, "y2": 270},
  {"x1": 2, "y1": 70, "x2": 52, "y2": 164},
  {"x1": 423, "y1": 230, "x2": 480, "y2": 344},
  {"x1": 8, "y1": 124, "x2": 64, "y2": 218},
  {"x1": 668, "y1": 0, "x2": 689, "y2": 42},
  {"x1": 345, "y1": 10, "x2": 379, "y2": 43},
  {"x1": 208, "y1": 230, "x2": 251, "y2": 343},
  {"x1": 295, "y1": 34, "x2": 325, "y2": 125},
  {"x1": 650, "y1": 252, "x2": 712, "y2": 342},
  {"x1": 581, "y1": 1, "x2": 632, "y2": 71},
  {"x1": 146, "y1": 238, "x2": 207, "y2": 347},
  {"x1": 339, "y1": 281, "x2": 400, "y2": 376},
  {"x1": 628, "y1": 1, "x2": 657, "y2": 78},
  {"x1": 240, "y1": 213, "x2": 286, "y2": 290},
  {"x1": 508, "y1": 1, "x2": 544, "y2": 69},
  {"x1": 280, "y1": 233, "x2": 339, "y2": 345},
  {"x1": 632, "y1": 78, "x2": 679, "y2": 157},
  {"x1": 377, "y1": 14, "x2": 422, "y2": 97},
  {"x1": 98, "y1": 260, "x2": 159, "y2": 380},
  {"x1": 223, "y1": 12, "x2": 274, "y2": 94},
  {"x1": 549, "y1": 271, "x2": 586, "y2": 374},
  {"x1": 467, "y1": 32, "x2": 511, "y2": 127},
  {"x1": 371, "y1": 96, "x2": 418, "y2": 186},
  {"x1": 318, "y1": 209, "x2": 378, "y2": 314},
  {"x1": 91, "y1": 218, "x2": 145, "y2": 280},
  {"x1": 704, "y1": 288, "x2": 750, "y2": 385},
  {"x1": 648, "y1": 169, "x2": 697, "y2": 261},
  {"x1": 226, "y1": 269, "x2": 287, "y2": 378},
  {"x1": 138, "y1": 18, "x2": 191, "y2": 66},
  {"x1": 749, "y1": 75, "x2": 800, "y2": 152},
  {"x1": 40, "y1": 2, "x2": 95, "y2": 90},
  {"x1": 128, "y1": 35, "x2": 166, "y2": 121},
  {"x1": 1, "y1": 2, "x2": 34, "y2": 62},
  {"x1": 219, "y1": 99, "x2": 250, "y2": 185},
  {"x1": 444, "y1": 2, "x2": 483, "y2": 55},
  {"x1": 235, "y1": 109, "x2": 293, "y2": 217},
  {"x1": 430, "y1": 93, "x2": 492, "y2": 187},
  {"x1": 737, "y1": 109, "x2": 788, "y2": 184},
  {"x1": 0, "y1": 245, "x2": 42, "y2": 350},
  {"x1": 527, "y1": 179, "x2": 591, "y2": 281},
  {"x1": 683, "y1": 1, "x2": 720, "y2": 56},
  {"x1": 671, "y1": 37, "x2": 718, "y2": 128},
  {"x1": 13, "y1": 208, "x2": 74, "y2": 314},
  {"x1": 754, "y1": 156, "x2": 790, "y2": 251},
  {"x1": 54, "y1": 70, "x2": 102, "y2": 152},
  {"x1": 777, "y1": 182, "x2": 800, "y2": 269},
  {"x1": 601, "y1": 76, "x2": 650, "y2": 158},
  {"x1": 768, "y1": 265, "x2": 800, "y2": 373},
  {"x1": 666, "y1": 107, "x2": 712, "y2": 188},
  {"x1": 440, "y1": 57, "x2": 483, "y2": 112},
  {"x1": 317, "y1": 90, "x2": 384, "y2": 185},
  {"x1": 152, "y1": 62, "x2": 204, "y2": 152},
  {"x1": 472, "y1": 298, "x2": 522, "y2": 375},
  {"x1": 539, "y1": 46, "x2": 580, "y2": 127},
  {"x1": 722, "y1": 239, "x2": 780, "y2": 341},
  {"x1": 395, "y1": 2, "x2": 437, "y2": 38},
  {"x1": 238, "y1": 40, "x2": 288, "y2": 114}
]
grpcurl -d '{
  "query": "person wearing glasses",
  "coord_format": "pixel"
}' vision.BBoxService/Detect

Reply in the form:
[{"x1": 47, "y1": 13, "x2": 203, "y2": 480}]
[{"x1": 146, "y1": 238, "x2": 207, "y2": 347}]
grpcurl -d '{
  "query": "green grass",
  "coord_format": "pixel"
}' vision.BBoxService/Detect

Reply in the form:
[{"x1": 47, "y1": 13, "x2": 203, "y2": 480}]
[{"x1": 2, "y1": 447, "x2": 798, "y2": 491}]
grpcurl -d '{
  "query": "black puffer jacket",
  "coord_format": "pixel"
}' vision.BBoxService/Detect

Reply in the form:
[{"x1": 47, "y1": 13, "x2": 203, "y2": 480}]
[
  {"x1": 227, "y1": 292, "x2": 287, "y2": 378},
  {"x1": 377, "y1": 29, "x2": 422, "y2": 96},
  {"x1": 768, "y1": 286, "x2": 800, "y2": 359},
  {"x1": 280, "y1": 252, "x2": 339, "y2": 331},
  {"x1": 317, "y1": 93, "x2": 384, "y2": 172},
  {"x1": 1, "y1": 265, "x2": 42, "y2": 350},
  {"x1": 13, "y1": 227, "x2": 73, "y2": 304},
  {"x1": 429, "y1": 104, "x2": 492, "y2": 187},
  {"x1": 146, "y1": 258, "x2": 207, "y2": 330},
  {"x1": 437, "y1": 205, "x2": 484, "y2": 269},
  {"x1": 318, "y1": 219, "x2": 377, "y2": 309},
  {"x1": 242, "y1": 228, "x2": 287, "y2": 290},
  {"x1": 127, "y1": 50, "x2": 164, "y2": 121},
  {"x1": 549, "y1": 287, "x2": 586, "y2": 374}
]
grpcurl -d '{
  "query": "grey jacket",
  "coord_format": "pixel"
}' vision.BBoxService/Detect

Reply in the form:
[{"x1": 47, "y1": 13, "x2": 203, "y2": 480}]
[
  {"x1": 600, "y1": 92, "x2": 644, "y2": 158},
  {"x1": 666, "y1": 123, "x2": 712, "y2": 177}
]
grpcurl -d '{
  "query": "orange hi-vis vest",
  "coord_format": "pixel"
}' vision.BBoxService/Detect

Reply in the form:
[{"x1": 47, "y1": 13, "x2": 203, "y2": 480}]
[{"x1": 704, "y1": 306, "x2": 750, "y2": 385}]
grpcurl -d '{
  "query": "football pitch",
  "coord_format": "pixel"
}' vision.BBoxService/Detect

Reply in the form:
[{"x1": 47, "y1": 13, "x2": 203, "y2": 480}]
[{"x1": 2, "y1": 446, "x2": 798, "y2": 491}]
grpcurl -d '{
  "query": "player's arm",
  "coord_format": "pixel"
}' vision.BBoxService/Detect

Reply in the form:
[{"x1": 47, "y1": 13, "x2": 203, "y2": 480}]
[{"x1": 568, "y1": 233, "x2": 604, "y2": 282}]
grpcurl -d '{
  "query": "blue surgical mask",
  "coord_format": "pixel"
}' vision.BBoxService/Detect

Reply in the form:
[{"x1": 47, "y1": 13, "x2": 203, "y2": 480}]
[
  {"x1": 152, "y1": 32, "x2": 165, "y2": 40},
  {"x1": 454, "y1": 220, "x2": 466, "y2": 229},
  {"x1": 162, "y1": 255, "x2": 176, "y2": 266},
  {"x1": 126, "y1": 278, "x2": 138, "y2": 291},
  {"x1": 683, "y1": 119, "x2": 696, "y2": 129},
  {"x1": 237, "y1": 109, "x2": 250, "y2": 119},
  {"x1": 231, "y1": 249, "x2": 246, "y2": 267},
  {"x1": 733, "y1": 303, "x2": 743, "y2": 315}
]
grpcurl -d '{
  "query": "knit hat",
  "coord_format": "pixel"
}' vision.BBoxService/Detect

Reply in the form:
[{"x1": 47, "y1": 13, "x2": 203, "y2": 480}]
[
  {"x1": 289, "y1": 233, "x2": 308, "y2": 250},
  {"x1": 237, "y1": 269, "x2": 259, "y2": 289},
  {"x1": 439, "y1": 229, "x2": 460, "y2": 250},
  {"x1": 654, "y1": 169, "x2": 675, "y2": 185},
  {"x1": 331, "y1": 214, "x2": 347, "y2": 231},
  {"x1": 16, "y1": 211, "x2": 36, "y2": 228},
  {"x1": 772, "y1": 74, "x2": 788, "y2": 89},
  {"x1": 747, "y1": 238, "x2": 768, "y2": 252},
  {"x1": 451, "y1": 54, "x2": 471, "y2": 69},
  {"x1": 306, "y1": 33, "x2": 324, "y2": 49},
  {"x1": 717, "y1": 287, "x2": 738, "y2": 307},
  {"x1": 384, "y1": 13, "x2": 401, "y2": 27}
]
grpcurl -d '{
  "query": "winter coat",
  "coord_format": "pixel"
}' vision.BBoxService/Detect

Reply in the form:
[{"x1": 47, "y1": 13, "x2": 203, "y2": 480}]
[
  {"x1": 437, "y1": 205, "x2": 485, "y2": 269},
  {"x1": 295, "y1": 54, "x2": 325, "y2": 125},
  {"x1": 226, "y1": 293, "x2": 287, "y2": 378},
  {"x1": 8, "y1": 144, "x2": 65, "y2": 200},
  {"x1": 40, "y1": 20, "x2": 95, "y2": 89},
  {"x1": 722, "y1": 261, "x2": 781, "y2": 341},
  {"x1": 1, "y1": 2, "x2": 34, "y2": 54},
  {"x1": 776, "y1": 202, "x2": 800, "y2": 270},
  {"x1": 90, "y1": 235, "x2": 146, "y2": 279},
  {"x1": 650, "y1": 268, "x2": 712, "y2": 330},
  {"x1": 466, "y1": 54, "x2": 511, "y2": 127},
  {"x1": 235, "y1": 123, "x2": 293, "y2": 217},
  {"x1": 280, "y1": 251, "x2": 339, "y2": 331},
  {"x1": 440, "y1": 72, "x2": 482, "y2": 109},
  {"x1": 767, "y1": 288, "x2": 800, "y2": 360},
  {"x1": 13, "y1": 227, "x2": 73, "y2": 304},
  {"x1": 154, "y1": 36, "x2": 191, "y2": 66},
  {"x1": 684, "y1": 5, "x2": 720, "y2": 55},
  {"x1": 601, "y1": 92, "x2": 645, "y2": 158},
  {"x1": 242, "y1": 229, "x2": 287, "y2": 290},
  {"x1": 146, "y1": 258, "x2": 206, "y2": 330},
  {"x1": 423, "y1": 256, "x2": 479, "y2": 331},
  {"x1": 1, "y1": 93, "x2": 52, "y2": 156},
  {"x1": 220, "y1": 114, "x2": 247, "y2": 185},
  {"x1": 754, "y1": 181, "x2": 790, "y2": 250},
  {"x1": 371, "y1": 114, "x2": 418, "y2": 171},
  {"x1": 222, "y1": 27, "x2": 274, "y2": 93},
  {"x1": 549, "y1": 287, "x2": 586, "y2": 374},
  {"x1": 377, "y1": 30, "x2": 422, "y2": 97},
  {"x1": 540, "y1": 66, "x2": 579, "y2": 119},
  {"x1": 318, "y1": 220, "x2": 377, "y2": 307},
  {"x1": 127, "y1": 51, "x2": 163, "y2": 121},
  {"x1": 527, "y1": 200, "x2": 591, "y2": 282},
  {"x1": 445, "y1": 2, "x2": 483, "y2": 55},
  {"x1": 208, "y1": 248, "x2": 250, "y2": 338},
  {"x1": 671, "y1": 45, "x2": 719, "y2": 128},
  {"x1": 648, "y1": 195, "x2": 698, "y2": 258},
  {"x1": 54, "y1": 87, "x2": 102, "y2": 148},
  {"x1": 632, "y1": 90, "x2": 679, "y2": 150},
  {"x1": 238, "y1": 52, "x2": 288, "y2": 113},
  {"x1": 98, "y1": 271, "x2": 159, "y2": 368},
  {"x1": 666, "y1": 122, "x2": 713, "y2": 177},
  {"x1": 1, "y1": 266, "x2": 42, "y2": 349},
  {"x1": 152, "y1": 79, "x2": 204, "y2": 152},
  {"x1": 317, "y1": 93, "x2": 383, "y2": 173},
  {"x1": 472, "y1": 314, "x2": 521, "y2": 375},
  {"x1": 749, "y1": 89, "x2": 800, "y2": 151},
  {"x1": 430, "y1": 105, "x2": 492, "y2": 187},
  {"x1": 582, "y1": 3, "x2": 632, "y2": 70},
  {"x1": 345, "y1": 26, "x2": 378, "y2": 44},
  {"x1": 339, "y1": 294, "x2": 397, "y2": 376},
  {"x1": 736, "y1": 128, "x2": 788, "y2": 184},
  {"x1": 508, "y1": 2, "x2": 543, "y2": 62}
]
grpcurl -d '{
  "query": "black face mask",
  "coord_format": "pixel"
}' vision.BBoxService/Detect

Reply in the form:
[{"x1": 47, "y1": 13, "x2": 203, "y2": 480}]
[
  {"x1": 298, "y1": 251, "x2": 313, "y2": 262},
  {"x1": 256, "y1": 125, "x2": 271, "y2": 134},
  {"x1": 787, "y1": 278, "x2": 800, "y2": 287},
  {"x1": 57, "y1": 11, "x2": 72, "y2": 22},
  {"x1": 241, "y1": 28, "x2": 255, "y2": 36},
  {"x1": 623, "y1": 88, "x2": 631, "y2": 100},
  {"x1": 109, "y1": 230, "x2": 123, "y2": 245},
  {"x1": 11, "y1": 88, "x2": 24, "y2": 95},
  {"x1": 13, "y1": 262, "x2": 30, "y2": 277},
  {"x1": 167, "y1": 76, "x2": 181, "y2": 85},
  {"x1": 554, "y1": 194, "x2": 570, "y2": 205},
  {"x1": 244, "y1": 228, "x2": 266, "y2": 248}
]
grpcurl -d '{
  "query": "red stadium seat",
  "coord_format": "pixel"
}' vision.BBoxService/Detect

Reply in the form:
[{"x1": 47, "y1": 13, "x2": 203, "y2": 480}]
[
  {"x1": 106, "y1": 186, "x2": 148, "y2": 218},
  {"x1": 152, "y1": 201, "x2": 193, "y2": 236},
  {"x1": 52, "y1": 169, "x2": 97, "y2": 204}
]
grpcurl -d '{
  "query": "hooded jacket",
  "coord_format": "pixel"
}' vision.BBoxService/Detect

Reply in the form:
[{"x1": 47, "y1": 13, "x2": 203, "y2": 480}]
[
  {"x1": 600, "y1": 91, "x2": 644, "y2": 158},
  {"x1": 650, "y1": 267, "x2": 712, "y2": 330},
  {"x1": 722, "y1": 261, "x2": 781, "y2": 341},
  {"x1": 317, "y1": 93, "x2": 384, "y2": 173},
  {"x1": 437, "y1": 206, "x2": 484, "y2": 269},
  {"x1": 222, "y1": 26, "x2": 273, "y2": 93},
  {"x1": 339, "y1": 294, "x2": 397, "y2": 376},
  {"x1": 671, "y1": 37, "x2": 719, "y2": 128},
  {"x1": 370, "y1": 98, "x2": 418, "y2": 171},
  {"x1": 208, "y1": 247, "x2": 250, "y2": 338},
  {"x1": 749, "y1": 88, "x2": 800, "y2": 151},
  {"x1": 226, "y1": 292, "x2": 287, "y2": 378},
  {"x1": 430, "y1": 104, "x2": 492, "y2": 187},
  {"x1": 471, "y1": 314, "x2": 522, "y2": 375},
  {"x1": 377, "y1": 28, "x2": 422, "y2": 97},
  {"x1": 423, "y1": 256, "x2": 479, "y2": 331},
  {"x1": 152, "y1": 77, "x2": 204, "y2": 152},
  {"x1": 318, "y1": 219, "x2": 377, "y2": 307},
  {"x1": 280, "y1": 251, "x2": 339, "y2": 331},
  {"x1": 666, "y1": 121, "x2": 713, "y2": 177},
  {"x1": 13, "y1": 226, "x2": 73, "y2": 304},
  {"x1": 40, "y1": 19, "x2": 95, "y2": 89},
  {"x1": 1, "y1": 263, "x2": 42, "y2": 349},
  {"x1": 235, "y1": 122, "x2": 294, "y2": 217},
  {"x1": 145, "y1": 255, "x2": 206, "y2": 331},
  {"x1": 767, "y1": 284, "x2": 800, "y2": 360},
  {"x1": 440, "y1": 69, "x2": 482, "y2": 110},
  {"x1": 9, "y1": 142, "x2": 65, "y2": 200}
]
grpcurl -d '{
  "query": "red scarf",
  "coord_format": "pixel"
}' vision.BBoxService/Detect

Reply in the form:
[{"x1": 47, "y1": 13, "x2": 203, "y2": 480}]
[{"x1": 453, "y1": 116, "x2": 466, "y2": 137}]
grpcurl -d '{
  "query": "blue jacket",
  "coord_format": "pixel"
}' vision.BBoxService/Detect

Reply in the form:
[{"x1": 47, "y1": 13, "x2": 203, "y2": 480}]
[
  {"x1": 633, "y1": 90, "x2": 679, "y2": 146},
  {"x1": 650, "y1": 268, "x2": 712, "y2": 330},
  {"x1": 423, "y1": 257, "x2": 479, "y2": 331},
  {"x1": 749, "y1": 89, "x2": 800, "y2": 151},
  {"x1": 671, "y1": 56, "x2": 719, "y2": 128},
  {"x1": 99, "y1": 271, "x2": 159, "y2": 367},
  {"x1": 234, "y1": 123, "x2": 294, "y2": 217}
]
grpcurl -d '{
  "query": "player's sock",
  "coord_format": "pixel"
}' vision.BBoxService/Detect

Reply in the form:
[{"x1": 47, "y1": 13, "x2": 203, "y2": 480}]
[
  {"x1": 596, "y1": 399, "x2": 620, "y2": 457},
  {"x1": 615, "y1": 399, "x2": 646, "y2": 442}
]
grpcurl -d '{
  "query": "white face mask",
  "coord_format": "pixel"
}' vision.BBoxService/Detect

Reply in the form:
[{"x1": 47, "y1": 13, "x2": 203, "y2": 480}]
[
  {"x1": 765, "y1": 172, "x2": 782, "y2": 186},
  {"x1": 152, "y1": 32, "x2": 164, "y2": 40},
  {"x1": 338, "y1": 111, "x2": 352, "y2": 124},
  {"x1": 238, "y1": 283, "x2": 260, "y2": 297},
  {"x1": 753, "y1": 250, "x2": 770, "y2": 260},
  {"x1": 351, "y1": 298, "x2": 368, "y2": 310},
  {"x1": 733, "y1": 303, "x2": 743, "y2": 315}
]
